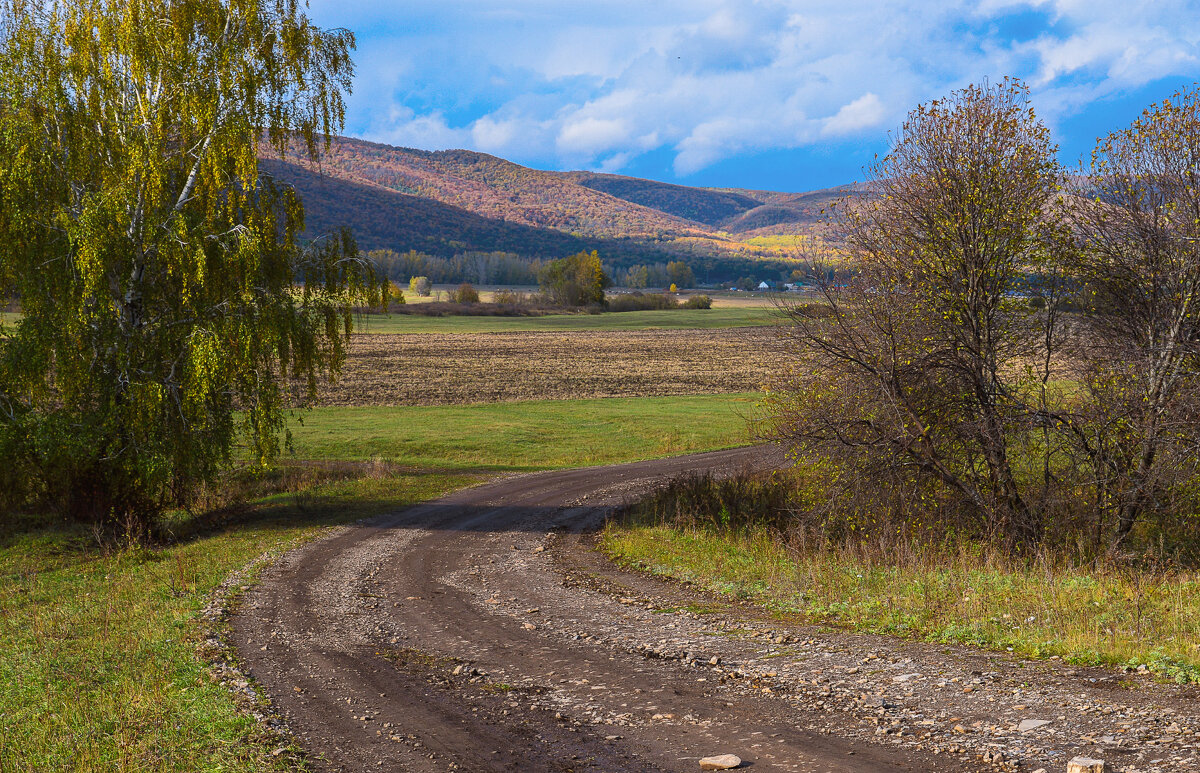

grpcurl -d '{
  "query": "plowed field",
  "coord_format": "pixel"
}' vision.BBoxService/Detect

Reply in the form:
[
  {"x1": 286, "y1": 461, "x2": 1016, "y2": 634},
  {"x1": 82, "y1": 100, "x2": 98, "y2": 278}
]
[{"x1": 325, "y1": 327, "x2": 779, "y2": 406}]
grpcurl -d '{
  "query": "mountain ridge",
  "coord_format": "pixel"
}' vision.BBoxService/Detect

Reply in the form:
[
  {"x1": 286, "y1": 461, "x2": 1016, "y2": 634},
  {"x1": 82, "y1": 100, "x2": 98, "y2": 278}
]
[{"x1": 260, "y1": 136, "x2": 849, "y2": 269}]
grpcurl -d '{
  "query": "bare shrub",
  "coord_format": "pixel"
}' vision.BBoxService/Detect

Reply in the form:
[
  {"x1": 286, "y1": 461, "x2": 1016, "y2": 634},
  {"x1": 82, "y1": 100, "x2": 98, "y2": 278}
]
[
  {"x1": 606, "y1": 292, "x2": 679, "y2": 312},
  {"x1": 1063, "y1": 86, "x2": 1200, "y2": 546},
  {"x1": 764, "y1": 79, "x2": 1071, "y2": 548},
  {"x1": 491, "y1": 289, "x2": 530, "y2": 305}
]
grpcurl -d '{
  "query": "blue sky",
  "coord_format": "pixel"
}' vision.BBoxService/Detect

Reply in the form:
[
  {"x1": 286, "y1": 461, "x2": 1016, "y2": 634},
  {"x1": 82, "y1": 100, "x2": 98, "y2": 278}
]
[{"x1": 305, "y1": 1, "x2": 1200, "y2": 192}]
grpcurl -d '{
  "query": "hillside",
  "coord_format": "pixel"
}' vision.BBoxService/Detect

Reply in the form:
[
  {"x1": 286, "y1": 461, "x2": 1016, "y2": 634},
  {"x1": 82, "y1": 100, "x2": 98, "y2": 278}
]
[
  {"x1": 556, "y1": 171, "x2": 763, "y2": 227},
  {"x1": 558, "y1": 171, "x2": 851, "y2": 235},
  {"x1": 259, "y1": 158, "x2": 674, "y2": 262},
  {"x1": 260, "y1": 136, "x2": 853, "y2": 270}
]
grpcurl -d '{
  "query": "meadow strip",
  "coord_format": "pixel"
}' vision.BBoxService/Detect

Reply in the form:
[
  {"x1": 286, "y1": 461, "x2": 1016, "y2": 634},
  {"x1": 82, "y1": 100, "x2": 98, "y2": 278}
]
[
  {"x1": 287, "y1": 393, "x2": 760, "y2": 470},
  {"x1": 600, "y1": 524, "x2": 1200, "y2": 682},
  {"x1": 353, "y1": 307, "x2": 777, "y2": 334}
]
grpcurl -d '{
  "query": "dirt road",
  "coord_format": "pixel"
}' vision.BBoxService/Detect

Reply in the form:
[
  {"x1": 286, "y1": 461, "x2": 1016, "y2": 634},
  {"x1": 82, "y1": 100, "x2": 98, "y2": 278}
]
[{"x1": 233, "y1": 447, "x2": 1200, "y2": 772}]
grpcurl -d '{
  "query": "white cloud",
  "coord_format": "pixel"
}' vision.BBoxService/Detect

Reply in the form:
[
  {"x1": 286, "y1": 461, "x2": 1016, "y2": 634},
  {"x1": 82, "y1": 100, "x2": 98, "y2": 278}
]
[
  {"x1": 327, "y1": 0, "x2": 1200, "y2": 176},
  {"x1": 822, "y1": 93, "x2": 887, "y2": 137},
  {"x1": 471, "y1": 117, "x2": 521, "y2": 153},
  {"x1": 557, "y1": 117, "x2": 632, "y2": 155},
  {"x1": 369, "y1": 107, "x2": 470, "y2": 151},
  {"x1": 597, "y1": 152, "x2": 635, "y2": 173}
]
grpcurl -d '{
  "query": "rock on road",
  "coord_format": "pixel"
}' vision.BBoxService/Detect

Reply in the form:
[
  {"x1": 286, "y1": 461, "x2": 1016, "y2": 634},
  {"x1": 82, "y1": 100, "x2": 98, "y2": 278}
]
[{"x1": 232, "y1": 447, "x2": 1200, "y2": 772}]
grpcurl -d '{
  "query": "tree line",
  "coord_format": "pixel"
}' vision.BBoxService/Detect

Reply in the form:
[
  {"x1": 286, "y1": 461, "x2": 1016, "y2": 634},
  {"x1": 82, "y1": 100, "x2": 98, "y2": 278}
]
[
  {"x1": 368, "y1": 248, "x2": 708, "y2": 290},
  {"x1": 766, "y1": 79, "x2": 1200, "y2": 557},
  {"x1": 368, "y1": 249, "x2": 544, "y2": 286}
]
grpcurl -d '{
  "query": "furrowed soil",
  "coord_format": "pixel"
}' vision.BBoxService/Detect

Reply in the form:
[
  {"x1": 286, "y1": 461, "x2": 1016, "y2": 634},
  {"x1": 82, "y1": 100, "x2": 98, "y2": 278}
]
[{"x1": 327, "y1": 327, "x2": 780, "y2": 406}]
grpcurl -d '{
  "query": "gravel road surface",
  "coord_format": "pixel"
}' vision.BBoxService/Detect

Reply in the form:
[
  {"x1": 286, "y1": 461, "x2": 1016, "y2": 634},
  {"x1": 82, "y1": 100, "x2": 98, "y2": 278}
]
[{"x1": 232, "y1": 447, "x2": 1200, "y2": 772}]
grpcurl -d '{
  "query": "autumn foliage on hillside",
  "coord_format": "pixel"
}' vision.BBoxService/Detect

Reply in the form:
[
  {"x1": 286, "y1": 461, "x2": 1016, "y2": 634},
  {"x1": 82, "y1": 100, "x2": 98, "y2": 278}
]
[{"x1": 258, "y1": 136, "x2": 850, "y2": 276}]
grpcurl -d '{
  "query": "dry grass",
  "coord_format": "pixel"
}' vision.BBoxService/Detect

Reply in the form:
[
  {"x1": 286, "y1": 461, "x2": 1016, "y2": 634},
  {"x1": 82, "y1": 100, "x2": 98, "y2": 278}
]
[
  {"x1": 325, "y1": 327, "x2": 782, "y2": 406},
  {"x1": 603, "y1": 524, "x2": 1200, "y2": 682}
]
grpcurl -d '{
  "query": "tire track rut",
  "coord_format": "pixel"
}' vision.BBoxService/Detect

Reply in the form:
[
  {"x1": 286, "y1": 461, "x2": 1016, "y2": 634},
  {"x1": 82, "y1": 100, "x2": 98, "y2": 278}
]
[{"x1": 231, "y1": 448, "x2": 997, "y2": 771}]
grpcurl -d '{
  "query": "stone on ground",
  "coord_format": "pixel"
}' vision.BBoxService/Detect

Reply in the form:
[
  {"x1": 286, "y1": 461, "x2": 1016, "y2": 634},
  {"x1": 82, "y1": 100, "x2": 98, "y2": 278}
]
[
  {"x1": 699, "y1": 753, "x2": 742, "y2": 770},
  {"x1": 1067, "y1": 757, "x2": 1105, "y2": 773}
]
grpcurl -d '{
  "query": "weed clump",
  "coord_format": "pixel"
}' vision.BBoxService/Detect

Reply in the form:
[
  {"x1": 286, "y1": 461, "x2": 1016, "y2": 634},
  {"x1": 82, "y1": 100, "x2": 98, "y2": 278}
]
[{"x1": 606, "y1": 292, "x2": 714, "y2": 312}]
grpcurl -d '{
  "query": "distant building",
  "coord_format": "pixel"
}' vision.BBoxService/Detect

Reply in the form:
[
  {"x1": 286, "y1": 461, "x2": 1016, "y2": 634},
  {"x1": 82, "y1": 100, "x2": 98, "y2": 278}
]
[{"x1": 757, "y1": 281, "x2": 771, "y2": 291}]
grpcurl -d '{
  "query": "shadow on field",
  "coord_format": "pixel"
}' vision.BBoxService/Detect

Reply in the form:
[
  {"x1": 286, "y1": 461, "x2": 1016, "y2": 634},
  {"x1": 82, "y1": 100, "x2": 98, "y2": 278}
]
[
  {"x1": 0, "y1": 463, "x2": 491, "y2": 559},
  {"x1": 0, "y1": 445, "x2": 776, "y2": 566}
]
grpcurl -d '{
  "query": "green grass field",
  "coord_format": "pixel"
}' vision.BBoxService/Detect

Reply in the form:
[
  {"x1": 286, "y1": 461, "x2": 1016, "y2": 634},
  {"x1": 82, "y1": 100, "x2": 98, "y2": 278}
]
[
  {"x1": 286, "y1": 393, "x2": 759, "y2": 470},
  {"x1": 354, "y1": 307, "x2": 776, "y2": 334},
  {"x1": 2, "y1": 393, "x2": 758, "y2": 771}
]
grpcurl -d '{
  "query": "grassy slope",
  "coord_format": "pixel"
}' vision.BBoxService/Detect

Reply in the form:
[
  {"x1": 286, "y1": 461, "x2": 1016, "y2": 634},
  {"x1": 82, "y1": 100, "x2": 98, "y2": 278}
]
[
  {"x1": 2, "y1": 394, "x2": 757, "y2": 771},
  {"x1": 355, "y1": 307, "x2": 775, "y2": 334},
  {"x1": 602, "y1": 525, "x2": 1200, "y2": 682},
  {"x1": 287, "y1": 394, "x2": 758, "y2": 470}
]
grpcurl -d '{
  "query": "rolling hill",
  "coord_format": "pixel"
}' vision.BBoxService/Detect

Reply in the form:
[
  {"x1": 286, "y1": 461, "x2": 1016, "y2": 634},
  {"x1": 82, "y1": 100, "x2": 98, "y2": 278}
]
[{"x1": 260, "y1": 136, "x2": 852, "y2": 270}]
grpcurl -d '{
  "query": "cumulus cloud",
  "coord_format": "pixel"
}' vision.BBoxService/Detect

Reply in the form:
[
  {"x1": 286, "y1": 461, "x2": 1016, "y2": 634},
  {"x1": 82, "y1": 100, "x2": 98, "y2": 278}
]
[
  {"x1": 557, "y1": 117, "x2": 632, "y2": 155},
  {"x1": 313, "y1": 0, "x2": 1200, "y2": 177},
  {"x1": 822, "y1": 93, "x2": 887, "y2": 137},
  {"x1": 368, "y1": 107, "x2": 470, "y2": 152}
]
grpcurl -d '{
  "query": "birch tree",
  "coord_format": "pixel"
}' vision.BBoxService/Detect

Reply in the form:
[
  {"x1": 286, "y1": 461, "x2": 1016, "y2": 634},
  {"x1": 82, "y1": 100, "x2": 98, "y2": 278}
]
[{"x1": 0, "y1": 0, "x2": 384, "y2": 527}]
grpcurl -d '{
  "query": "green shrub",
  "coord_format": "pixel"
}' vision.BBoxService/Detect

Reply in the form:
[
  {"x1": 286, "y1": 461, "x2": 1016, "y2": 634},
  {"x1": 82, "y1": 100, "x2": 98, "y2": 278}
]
[
  {"x1": 683, "y1": 295, "x2": 713, "y2": 309},
  {"x1": 538, "y1": 251, "x2": 610, "y2": 306},
  {"x1": 449, "y1": 283, "x2": 480, "y2": 304}
]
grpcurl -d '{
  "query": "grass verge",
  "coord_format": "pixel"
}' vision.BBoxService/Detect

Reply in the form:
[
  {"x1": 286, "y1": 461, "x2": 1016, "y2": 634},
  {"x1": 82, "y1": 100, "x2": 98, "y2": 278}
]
[
  {"x1": 286, "y1": 394, "x2": 758, "y2": 470},
  {"x1": 601, "y1": 523, "x2": 1200, "y2": 682},
  {"x1": 0, "y1": 468, "x2": 479, "y2": 772}
]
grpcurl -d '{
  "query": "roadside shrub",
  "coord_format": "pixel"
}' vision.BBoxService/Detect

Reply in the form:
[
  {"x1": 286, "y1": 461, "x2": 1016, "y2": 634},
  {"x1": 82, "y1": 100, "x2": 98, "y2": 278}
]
[
  {"x1": 623, "y1": 471, "x2": 798, "y2": 533},
  {"x1": 620, "y1": 470, "x2": 1029, "y2": 561},
  {"x1": 682, "y1": 295, "x2": 713, "y2": 309}
]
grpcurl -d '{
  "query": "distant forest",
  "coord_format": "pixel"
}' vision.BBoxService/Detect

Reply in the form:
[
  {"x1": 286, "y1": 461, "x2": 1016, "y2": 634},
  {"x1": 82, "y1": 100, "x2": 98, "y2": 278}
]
[{"x1": 367, "y1": 248, "x2": 823, "y2": 288}]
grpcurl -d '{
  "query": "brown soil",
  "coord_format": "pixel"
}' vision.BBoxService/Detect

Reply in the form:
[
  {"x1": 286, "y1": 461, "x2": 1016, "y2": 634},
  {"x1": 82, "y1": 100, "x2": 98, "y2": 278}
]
[
  {"x1": 229, "y1": 448, "x2": 1200, "y2": 772},
  {"x1": 324, "y1": 328, "x2": 780, "y2": 406}
]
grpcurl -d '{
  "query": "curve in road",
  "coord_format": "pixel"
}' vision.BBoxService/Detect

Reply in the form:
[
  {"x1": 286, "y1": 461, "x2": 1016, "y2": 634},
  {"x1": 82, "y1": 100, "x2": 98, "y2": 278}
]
[{"x1": 232, "y1": 447, "x2": 959, "y2": 772}]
